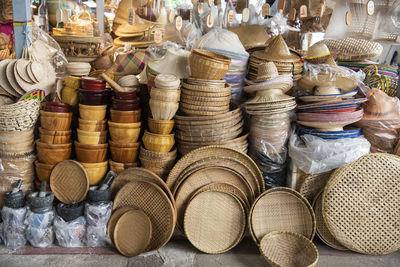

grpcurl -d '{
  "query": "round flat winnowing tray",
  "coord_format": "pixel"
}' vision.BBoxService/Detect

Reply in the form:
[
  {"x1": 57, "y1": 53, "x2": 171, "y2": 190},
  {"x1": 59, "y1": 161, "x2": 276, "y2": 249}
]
[
  {"x1": 313, "y1": 190, "x2": 347, "y2": 251},
  {"x1": 322, "y1": 153, "x2": 400, "y2": 255},
  {"x1": 249, "y1": 187, "x2": 316, "y2": 244},
  {"x1": 297, "y1": 171, "x2": 333, "y2": 203},
  {"x1": 166, "y1": 146, "x2": 264, "y2": 194},
  {"x1": 184, "y1": 190, "x2": 246, "y2": 254},
  {"x1": 50, "y1": 160, "x2": 89, "y2": 204},
  {"x1": 113, "y1": 181, "x2": 175, "y2": 251},
  {"x1": 114, "y1": 209, "x2": 152, "y2": 257},
  {"x1": 107, "y1": 206, "x2": 134, "y2": 244}
]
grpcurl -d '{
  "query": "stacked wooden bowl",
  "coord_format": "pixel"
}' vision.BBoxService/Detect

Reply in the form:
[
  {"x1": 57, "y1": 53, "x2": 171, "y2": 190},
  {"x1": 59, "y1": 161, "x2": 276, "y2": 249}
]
[
  {"x1": 166, "y1": 146, "x2": 264, "y2": 254},
  {"x1": 79, "y1": 77, "x2": 109, "y2": 106},
  {"x1": 108, "y1": 87, "x2": 141, "y2": 173},
  {"x1": 62, "y1": 76, "x2": 81, "y2": 107},
  {"x1": 36, "y1": 102, "x2": 72, "y2": 184},
  {"x1": 108, "y1": 168, "x2": 176, "y2": 256},
  {"x1": 175, "y1": 107, "x2": 248, "y2": 155},
  {"x1": 76, "y1": 99, "x2": 108, "y2": 185}
]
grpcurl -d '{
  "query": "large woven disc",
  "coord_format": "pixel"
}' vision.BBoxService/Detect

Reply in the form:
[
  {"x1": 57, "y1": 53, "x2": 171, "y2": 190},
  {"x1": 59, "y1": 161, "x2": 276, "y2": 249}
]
[
  {"x1": 322, "y1": 153, "x2": 400, "y2": 255},
  {"x1": 249, "y1": 187, "x2": 316, "y2": 243},
  {"x1": 50, "y1": 160, "x2": 89, "y2": 204},
  {"x1": 113, "y1": 181, "x2": 175, "y2": 251},
  {"x1": 114, "y1": 209, "x2": 152, "y2": 257},
  {"x1": 296, "y1": 171, "x2": 332, "y2": 203},
  {"x1": 313, "y1": 191, "x2": 347, "y2": 251},
  {"x1": 166, "y1": 146, "x2": 264, "y2": 193},
  {"x1": 107, "y1": 207, "x2": 134, "y2": 244},
  {"x1": 184, "y1": 190, "x2": 245, "y2": 254}
]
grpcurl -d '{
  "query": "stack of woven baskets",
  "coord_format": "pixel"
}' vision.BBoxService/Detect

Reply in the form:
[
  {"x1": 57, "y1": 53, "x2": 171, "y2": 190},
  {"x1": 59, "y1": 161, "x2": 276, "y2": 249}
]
[
  {"x1": 35, "y1": 102, "x2": 72, "y2": 188},
  {"x1": 142, "y1": 74, "x2": 179, "y2": 179},
  {"x1": 0, "y1": 100, "x2": 40, "y2": 207},
  {"x1": 175, "y1": 49, "x2": 248, "y2": 155}
]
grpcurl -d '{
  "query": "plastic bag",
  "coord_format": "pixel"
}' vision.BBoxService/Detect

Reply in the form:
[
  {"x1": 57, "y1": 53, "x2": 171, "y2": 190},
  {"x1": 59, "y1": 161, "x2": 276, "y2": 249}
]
[
  {"x1": 288, "y1": 131, "x2": 371, "y2": 174},
  {"x1": 24, "y1": 209, "x2": 54, "y2": 248},
  {"x1": 176, "y1": 22, "x2": 202, "y2": 50},
  {"x1": 1, "y1": 206, "x2": 28, "y2": 249},
  {"x1": 262, "y1": 12, "x2": 289, "y2": 37},
  {"x1": 54, "y1": 216, "x2": 86, "y2": 247},
  {"x1": 86, "y1": 225, "x2": 109, "y2": 247},
  {"x1": 84, "y1": 202, "x2": 112, "y2": 247}
]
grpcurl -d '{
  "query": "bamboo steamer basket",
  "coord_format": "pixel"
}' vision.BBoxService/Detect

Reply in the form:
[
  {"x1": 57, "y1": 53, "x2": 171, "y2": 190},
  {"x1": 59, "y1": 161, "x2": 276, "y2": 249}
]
[
  {"x1": 40, "y1": 110, "x2": 72, "y2": 131},
  {"x1": 149, "y1": 99, "x2": 179, "y2": 120},
  {"x1": 142, "y1": 131, "x2": 175, "y2": 153},
  {"x1": 150, "y1": 88, "x2": 181, "y2": 102},
  {"x1": 79, "y1": 104, "x2": 107, "y2": 120},
  {"x1": 148, "y1": 118, "x2": 174, "y2": 134}
]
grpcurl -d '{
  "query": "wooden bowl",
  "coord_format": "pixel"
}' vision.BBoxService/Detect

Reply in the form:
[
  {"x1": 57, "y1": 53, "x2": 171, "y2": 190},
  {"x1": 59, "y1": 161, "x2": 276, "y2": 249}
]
[
  {"x1": 148, "y1": 118, "x2": 174, "y2": 134},
  {"x1": 34, "y1": 160, "x2": 55, "y2": 182},
  {"x1": 108, "y1": 121, "x2": 141, "y2": 143},
  {"x1": 75, "y1": 141, "x2": 108, "y2": 163},
  {"x1": 110, "y1": 109, "x2": 141, "y2": 123},
  {"x1": 77, "y1": 129, "x2": 107, "y2": 144},
  {"x1": 150, "y1": 88, "x2": 181, "y2": 102},
  {"x1": 110, "y1": 141, "x2": 140, "y2": 163},
  {"x1": 109, "y1": 160, "x2": 139, "y2": 174},
  {"x1": 39, "y1": 127, "x2": 71, "y2": 144},
  {"x1": 79, "y1": 104, "x2": 107, "y2": 120},
  {"x1": 142, "y1": 130, "x2": 175, "y2": 152},
  {"x1": 79, "y1": 89, "x2": 109, "y2": 105},
  {"x1": 36, "y1": 140, "x2": 72, "y2": 164},
  {"x1": 40, "y1": 110, "x2": 72, "y2": 131},
  {"x1": 112, "y1": 98, "x2": 140, "y2": 111},
  {"x1": 78, "y1": 118, "x2": 107, "y2": 132},
  {"x1": 149, "y1": 99, "x2": 179, "y2": 120},
  {"x1": 74, "y1": 141, "x2": 108, "y2": 150},
  {"x1": 113, "y1": 90, "x2": 138, "y2": 100},
  {"x1": 80, "y1": 161, "x2": 108, "y2": 185},
  {"x1": 44, "y1": 102, "x2": 71, "y2": 113}
]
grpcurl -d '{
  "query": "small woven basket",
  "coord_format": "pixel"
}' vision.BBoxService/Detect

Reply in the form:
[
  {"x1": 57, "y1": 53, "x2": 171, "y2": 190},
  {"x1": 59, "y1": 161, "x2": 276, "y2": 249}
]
[{"x1": 189, "y1": 50, "x2": 231, "y2": 80}]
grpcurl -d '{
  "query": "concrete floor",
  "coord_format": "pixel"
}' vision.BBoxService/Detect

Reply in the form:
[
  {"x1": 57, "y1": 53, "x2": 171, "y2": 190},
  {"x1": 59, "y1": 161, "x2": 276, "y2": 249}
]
[{"x1": 0, "y1": 239, "x2": 399, "y2": 267}]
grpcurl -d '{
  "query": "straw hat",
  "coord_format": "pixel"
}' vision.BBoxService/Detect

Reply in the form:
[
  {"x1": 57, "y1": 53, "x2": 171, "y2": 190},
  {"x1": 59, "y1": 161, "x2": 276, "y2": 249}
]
[
  {"x1": 115, "y1": 23, "x2": 150, "y2": 37},
  {"x1": 254, "y1": 62, "x2": 279, "y2": 82},
  {"x1": 362, "y1": 88, "x2": 400, "y2": 121},
  {"x1": 244, "y1": 63, "x2": 293, "y2": 93},
  {"x1": 305, "y1": 43, "x2": 332, "y2": 64},
  {"x1": 252, "y1": 35, "x2": 300, "y2": 63},
  {"x1": 228, "y1": 25, "x2": 269, "y2": 50}
]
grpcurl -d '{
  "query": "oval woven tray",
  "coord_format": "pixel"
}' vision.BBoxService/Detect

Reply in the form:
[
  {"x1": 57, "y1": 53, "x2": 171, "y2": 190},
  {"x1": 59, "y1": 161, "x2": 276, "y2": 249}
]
[
  {"x1": 184, "y1": 190, "x2": 245, "y2": 254},
  {"x1": 113, "y1": 181, "x2": 175, "y2": 251},
  {"x1": 322, "y1": 153, "x2": 400, "y2": 255},
  {"x1": 249, "y1": 187, "x2": 316, "y2": 243}
]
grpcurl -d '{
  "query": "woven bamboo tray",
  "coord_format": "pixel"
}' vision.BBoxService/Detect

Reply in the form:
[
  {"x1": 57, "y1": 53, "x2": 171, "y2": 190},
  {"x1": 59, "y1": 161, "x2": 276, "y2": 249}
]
[
  {"x1": 50, "y1": 160, "x2": 89, "y2": 204},
  {"x1": 113, "y1": 181, "x2": 175, "y2": 251},
  {"x1": 180, "y1": 102, "x2": 230, "y2": 112},
  {"x1": 184, "y1": 190, "x2": 245, "y2": 254},
  {"x1": 114, "y1": 209, "x2": 152, "y2": 257},
  {"x1": 180, "y1": 98, "x2": 231, "y2": 108},
  {"x1": 296, "y1": 171, "x2": 333, "y2": 203},
  {"x1": 180, "y1": 93, "x2": 230, "y2": 103},
  {"x1": 180, "y1": 108, "x2": 229, "y2": 117},
  {"x1": 174, "y1": 107, "x2": 242, "y2": 126},
  {"x1": 180, "y1": 88, "x2": 231, "y2": 97},
  {"x1": 139, "y1": 146, "x2": 177, "y2": 159},
  {"x1": 176, "y1": 133, "x2": 248, "y2": 147},
  {"x1": 259, "y1": 231, "x2": 319, "y2": 267},
  {"x1": 176, "y1": 122, "x2": 243, "y2": 140},
  {"x1": 313, "y1": 191, "x2": 347, "y2": 251},
  {"x1": 182, "y1": 82, "x2": 231, "y2": 93},
  {"x1": 322, "y1": 153, "x2": 400, "y2": 255},
  {"x1": 186, "y1": 77, "x2": 226, "y2": 87},
  {"x1": 175, "y1": 167, "x2": 253, "y2": 229},
  {"x1": 166, "y1": 146, "x2": 264, "y2": 192},
  {"x1": 249, "y1": 187, "x2": 316, "y2": 244},
  {"x1": 177, "y1": 142, "x2": 248, "y2": 156},
  {"x1": 107, "y1": 206, "x2": 134, "y2": 244},
  {"x1": 175, "y1": 116, "x2": 243, "y2": 132}
]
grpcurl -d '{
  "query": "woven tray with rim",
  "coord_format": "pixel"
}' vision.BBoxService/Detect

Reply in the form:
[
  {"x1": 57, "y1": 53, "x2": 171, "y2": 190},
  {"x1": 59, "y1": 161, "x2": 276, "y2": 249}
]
[{"x1": 174, "y1": 107, "x2": 242, "y2": 125}]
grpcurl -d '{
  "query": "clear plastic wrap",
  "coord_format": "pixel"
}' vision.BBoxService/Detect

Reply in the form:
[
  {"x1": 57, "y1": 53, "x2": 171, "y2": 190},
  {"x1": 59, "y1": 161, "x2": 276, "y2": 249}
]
[
  {"x1": 1, "y1": 206, "x2": 28, "y2": 249},
  {"x1": 176, "y1": 22, "x2": 202, "y2": 50},
  {"x1": 223, "y1": 1, "x2": 240, "y2": 28},
  {"x1": 262, "y1": 12, "x2": 289, "y2": 37},
  {"x1": 86, "y1": 225, "x2": 108, "y2": 247},
  {"x1": 54, "y1": 215, "x2": 86, "y2": 248},
  {"x1": 24, "y1": 209, "x2": 54, "y2": 248},
  {"x1": 84, "y1": 202, "x2": 112, "y2": 247},
  {"x1": 373, "y1": 1, "x2": 400, "y2": 42},
  {"x1": 288, "y1": 131, "x2": 371, "y2": 174}
]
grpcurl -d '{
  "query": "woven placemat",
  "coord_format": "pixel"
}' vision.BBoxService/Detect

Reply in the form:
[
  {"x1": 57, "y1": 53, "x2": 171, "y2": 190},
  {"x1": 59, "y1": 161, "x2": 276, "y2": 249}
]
[
  {"x1": 313, "y1": 191, "x2": 347, "y2": 251},
  {"x1": 114, "y1": 209, "x2": 152, "y2": 257},
  {"x1": 50, "y1": 160, "x2": 89, "y2": 204},
  {"x1": 107, "y1": 206, "x2": 134, "y2": 244},
  {"x1": 113, "y1": 181, "x2": 175, "y2": 251},
  {"x1": 296, "y1": 171, "x2": 333, "y2": 203},
  {"x1": 322, "y1": 153, "x2": 400, "y2": 255},
  {"x1": 249, "y1": 187, "x2": 316, "y2": 243},
  {"x1": 184, "y1": 190, "x2": 245, "y2": 254},
  {"x1": 175, "y1": 167, "x2": 252, "y2": 230},
  {"x1": 166, "y1": 146, "x2": 264, "y2": 193},
  {"x1": 259, "y1": 231, "x2": 319, "y2": 267},
  {"x1": 110, "y1": 167, "x2": 177, "y2": 224}
]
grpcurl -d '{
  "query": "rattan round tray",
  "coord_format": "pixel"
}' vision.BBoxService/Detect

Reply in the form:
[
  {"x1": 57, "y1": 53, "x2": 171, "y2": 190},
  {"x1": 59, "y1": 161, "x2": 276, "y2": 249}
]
[
  {"x1": 166, "y1": 146, "x2": 264, "y2": 192},
  {"x1": 249, "y1": 187, "x2": 316, "y2": 243},
  {"x1": 176, "y1": 120, "x2": 244, "y2": 138},
  {"x1": 107, "y1": 206, "x2": 134, "y2": 244},
  {"x1": 313, "y1": 190, "x2": 347, "y2": 251},
  {"x1": 184, "y1": 190, "x2": 246, "y2": 254},
  {"x1": 174, "y1": 107, "x2": 241, "y2": 125},
  {"x1": 322, "y1": 153, "x2": 400, "y2": 255},
  {"x1": 113, "y1": 181, "x2": 175, "y2": 251},
  {"x1": 259, "y1": 231, "x2": 319, "y2": 267},
  {"x1": 50, "y1": 160, "x2": 89, "y2": 204},
  {"x1": 114, "y1": 209, "x2": 152, "y2": 257},
  {"x1": 296, "y1": 171, "x2": 333, "y2": 203}
]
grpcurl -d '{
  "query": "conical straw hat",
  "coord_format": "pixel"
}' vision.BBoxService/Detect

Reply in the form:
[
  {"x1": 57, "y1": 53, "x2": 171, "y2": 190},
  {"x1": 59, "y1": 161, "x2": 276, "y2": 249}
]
[{"x1": 252, "y1": 35, "x2": 300, "y2": 63}]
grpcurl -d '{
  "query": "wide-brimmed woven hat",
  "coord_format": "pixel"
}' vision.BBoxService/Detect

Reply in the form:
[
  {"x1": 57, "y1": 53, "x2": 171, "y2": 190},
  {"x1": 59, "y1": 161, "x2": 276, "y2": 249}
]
[
  {"x1": 115, "y1": 23, "x2": 150, "y2": 37},
  {"x1": 305, "y1": 43, "x2": 332, "y2": 64},
  {"x1": 361, "y1": 88, "x2": 400, "y2": 121},
  {"x1": 252, "y1": 35, "x2": 300, "y2": 63}
]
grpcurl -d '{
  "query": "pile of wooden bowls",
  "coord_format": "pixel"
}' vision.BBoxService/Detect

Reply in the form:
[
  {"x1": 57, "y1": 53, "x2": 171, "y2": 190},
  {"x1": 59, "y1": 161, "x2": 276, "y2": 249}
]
[
  {"x1": 175, "y1": 107, "x2": 248, "y2": 155},
  {"x1": 76, "y1": 103, "x2": 108, "y2": 185},
  {"x1": 112, "y1": 87, "x2": 140, "y2": 112},
  {"x1": 149, "y1": 74, "x2": 180, "y2": 121},
  {"x1": 189, "y1": 49, "x2": 231, "y2": 80},
  {"x1": 35, "y1": 102, "x2": 72, "y2": 184},
  {"x1": 79, "y1": 77, "x2": 109, "y2": 106},
  {"x1": 108, "y1": 94, "x2": 141, "y2": 173},
  {"x1": 62, "y1": 76, "x2": 81, "y2": 106}
]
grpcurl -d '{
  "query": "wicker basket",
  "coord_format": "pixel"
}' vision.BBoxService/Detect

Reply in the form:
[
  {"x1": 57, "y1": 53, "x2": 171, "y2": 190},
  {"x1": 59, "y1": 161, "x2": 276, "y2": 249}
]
[
  {"x1": 189, "y1": 49, "x2": 231, "y2": 80},
  {"x1": 0, "y1": 100, "x2": 40, "y2": 131}
]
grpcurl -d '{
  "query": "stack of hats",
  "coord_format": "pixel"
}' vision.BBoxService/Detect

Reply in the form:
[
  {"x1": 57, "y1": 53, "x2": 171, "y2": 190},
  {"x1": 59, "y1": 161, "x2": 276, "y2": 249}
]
[
  {"x1": 143, "y1": 74, "x2": 179, "y2": 179},
  {"x1": 0, "y1": 100, "x2": 40, "y2": 207},
  {"x1": 244, "y1": 62, "x2": 296, "y2": 189},
  {"x1": 36, "y1": 102, "x2": 72, "y2": 188},
  {"x1": 248, "y1": 35, "x2": 303, "y2": 81},
  {"x1": 109, "y1": 78, "x2": 142, "y2": 174},
  {"x1": 113, "y1": 23, "x2": 156, "y2": 49},
  {"x1": 76, "y1": 94, "x2": 108, "y2": 185}
]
